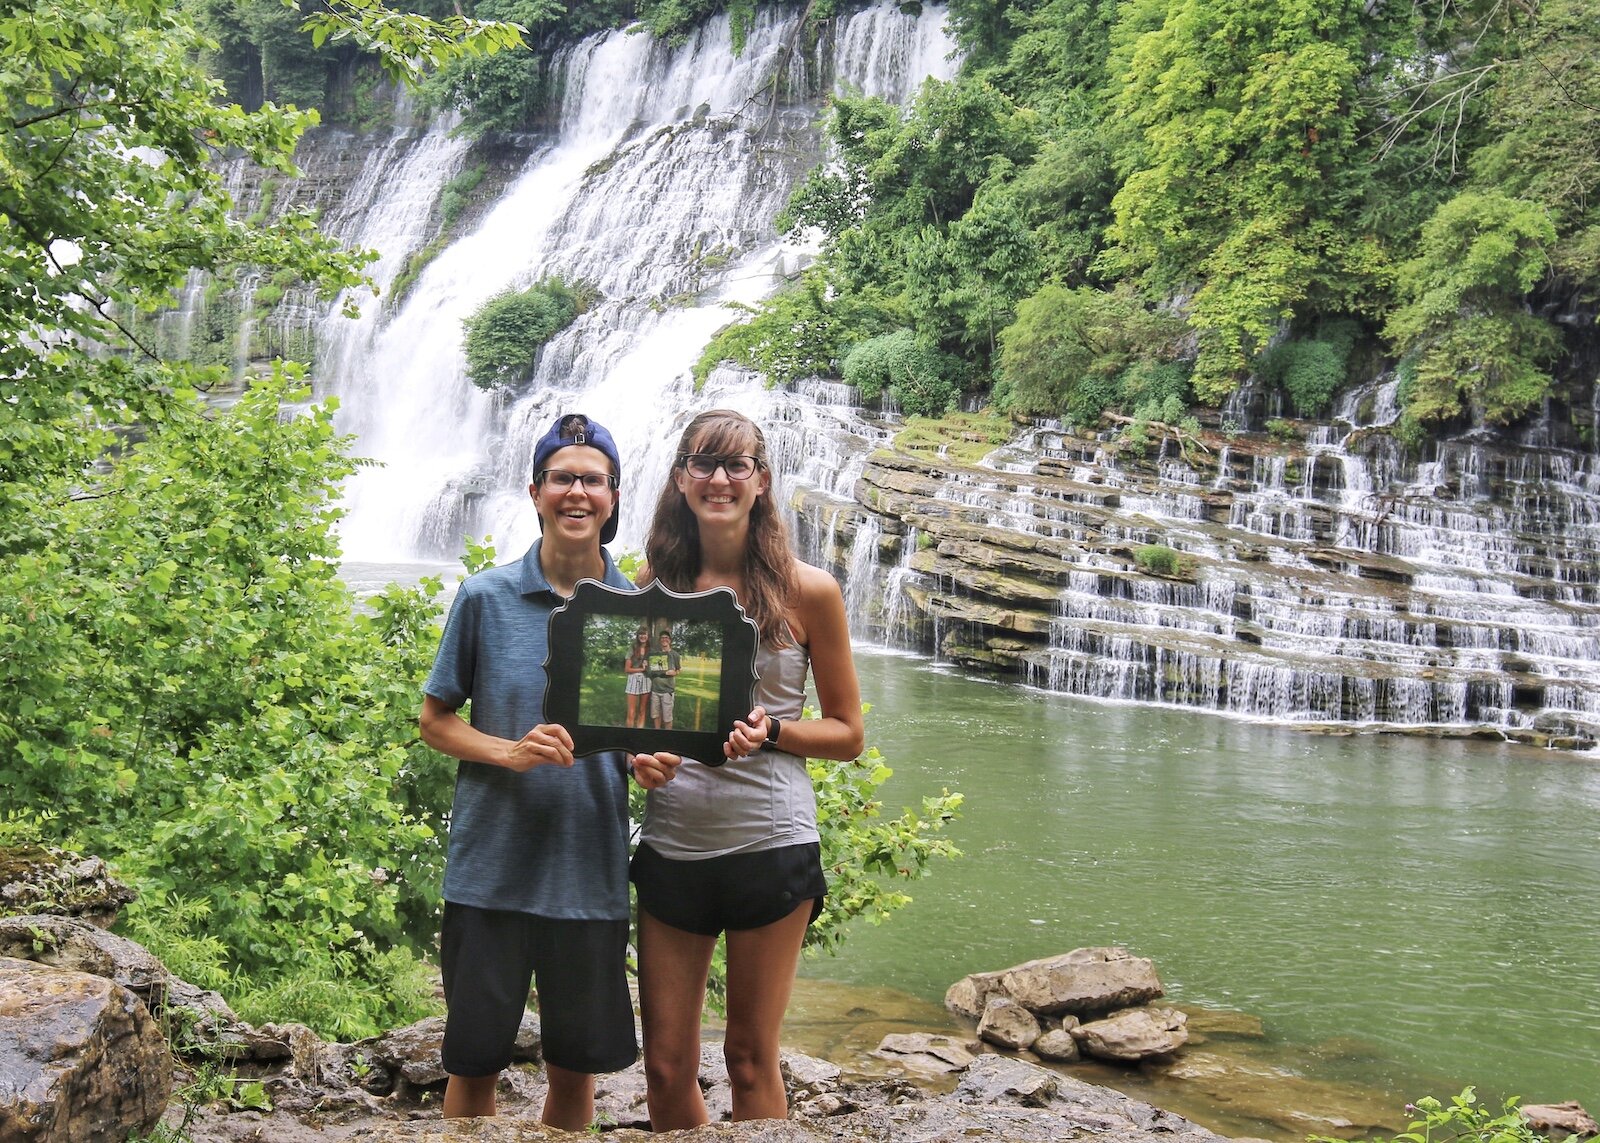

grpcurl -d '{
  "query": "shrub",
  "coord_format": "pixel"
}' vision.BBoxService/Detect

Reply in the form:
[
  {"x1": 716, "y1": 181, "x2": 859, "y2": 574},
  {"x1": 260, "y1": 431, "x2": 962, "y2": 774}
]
[
  {"x1": 842, "y1": 329, "x2": 962, "y2": 416},
  {"x1": 1133, "y1": 544, "x2": 1183, "y2": 576},
  {"x1": 462, "y1": 279, "x2": 580, "y2": 391}
]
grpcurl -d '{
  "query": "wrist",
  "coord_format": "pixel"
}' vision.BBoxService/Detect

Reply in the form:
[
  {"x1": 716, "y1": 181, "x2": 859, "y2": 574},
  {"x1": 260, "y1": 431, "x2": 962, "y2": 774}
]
[{"x1": 764, "y1": 715, "x2": 783, "y2": 750}]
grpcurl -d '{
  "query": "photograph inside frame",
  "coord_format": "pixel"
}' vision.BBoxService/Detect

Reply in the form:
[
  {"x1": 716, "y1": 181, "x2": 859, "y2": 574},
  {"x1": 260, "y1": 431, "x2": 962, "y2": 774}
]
[{"x1": 544, "y1": 579, "x2": 760, "y2": 761}]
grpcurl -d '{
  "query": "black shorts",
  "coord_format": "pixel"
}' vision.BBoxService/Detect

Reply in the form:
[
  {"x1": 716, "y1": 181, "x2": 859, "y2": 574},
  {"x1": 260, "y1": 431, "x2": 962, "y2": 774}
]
[
  {"x1": 439, "y1": 903, "x2": 637, "y2": 1077},
  {"x1": 630, "y1": 841, "x2": 826, "y2": 936}
]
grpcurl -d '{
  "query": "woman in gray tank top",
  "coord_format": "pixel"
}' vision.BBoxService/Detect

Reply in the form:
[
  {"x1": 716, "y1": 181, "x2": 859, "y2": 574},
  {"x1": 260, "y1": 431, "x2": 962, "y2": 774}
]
[{"x1": 632, "y1": 409, "x2": 864, "y2": 1130}]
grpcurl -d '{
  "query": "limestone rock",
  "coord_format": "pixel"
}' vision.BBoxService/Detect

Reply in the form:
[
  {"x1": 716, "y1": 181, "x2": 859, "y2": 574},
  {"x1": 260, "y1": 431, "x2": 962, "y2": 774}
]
[
  {"x1": 0, "y1": 915, "x2": 167, "y2": 1007},
  {"x1": 872, "y1": 1032, "x2": 979, "y2": 1075},
  {"x1": 977, "y1": 995, "x2": 1041, "y2": 1051},
  {"x1": 944, "y1": 970, "x2": 1009, "y2": 1020},
  {"x1": 1032, "y1": 1028, "x2": 1080, "y2": 1062},
  {"x1": 998, "y1": 947, "x2": 1164, "y2": 1017},
  {"x1": 1522, "y1": 1102, "x2": 1598, "y2": 1138},
  {"x1": 0, "y1": 847, "x2": 137, "y2": 928},
  {"x1": 0, "y1": 956, "x2": 171, "y2": 1142},
  {"x1": 1071, "y1": 1006, "x2": 1188, "y2": 1062}
]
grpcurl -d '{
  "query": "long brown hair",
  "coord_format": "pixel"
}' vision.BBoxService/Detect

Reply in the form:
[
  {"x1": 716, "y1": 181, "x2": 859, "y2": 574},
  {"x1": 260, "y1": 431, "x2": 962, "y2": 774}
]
[{"x1": 646, "y1": 409, "x2": 798, "y2": 647}]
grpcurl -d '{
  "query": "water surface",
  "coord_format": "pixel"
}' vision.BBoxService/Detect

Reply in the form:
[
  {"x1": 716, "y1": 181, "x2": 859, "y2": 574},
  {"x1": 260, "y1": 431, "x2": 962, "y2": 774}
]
[{"x1": 801, "y1": 649, "x2": 1600, "y2": 1131}]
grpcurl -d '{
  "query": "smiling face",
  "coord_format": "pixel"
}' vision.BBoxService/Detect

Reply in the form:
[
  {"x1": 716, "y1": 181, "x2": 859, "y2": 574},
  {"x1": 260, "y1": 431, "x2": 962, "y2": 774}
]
[
  {"x1": 672, "y1": 424, "x2": 769, "y2": 530},
  {"x1": 530, "y1": 443, "x2": 617, "y2": 551}
]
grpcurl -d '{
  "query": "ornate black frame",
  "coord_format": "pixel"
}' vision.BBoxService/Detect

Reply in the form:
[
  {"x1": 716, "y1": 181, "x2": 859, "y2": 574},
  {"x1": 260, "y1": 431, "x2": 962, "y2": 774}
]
[{"x1": 544, "y1": 579, "x2": 760, "y2": 761}]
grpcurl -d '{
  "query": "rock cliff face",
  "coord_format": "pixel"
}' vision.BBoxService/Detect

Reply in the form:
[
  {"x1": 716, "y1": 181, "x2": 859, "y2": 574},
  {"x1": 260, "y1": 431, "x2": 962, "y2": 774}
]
[{"x1": 789, "y1": 399, "x2": 1600, "y2": 750}]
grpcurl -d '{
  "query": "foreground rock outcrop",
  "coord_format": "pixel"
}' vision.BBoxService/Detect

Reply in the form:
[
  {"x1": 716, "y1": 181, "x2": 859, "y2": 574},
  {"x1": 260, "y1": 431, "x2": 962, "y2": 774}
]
[
  {"x1": 947, "y1": 947, "x2": 1188, "y2": 1064},
  {"x1": 0, "y1": 957, "x2": 172, "y2": 1142}
]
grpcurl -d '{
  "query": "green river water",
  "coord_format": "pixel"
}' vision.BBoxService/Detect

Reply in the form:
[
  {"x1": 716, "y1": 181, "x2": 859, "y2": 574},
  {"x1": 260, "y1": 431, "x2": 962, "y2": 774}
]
[{"x1": 792, "y1": 648, "x2": 1600, "y2": 1137}]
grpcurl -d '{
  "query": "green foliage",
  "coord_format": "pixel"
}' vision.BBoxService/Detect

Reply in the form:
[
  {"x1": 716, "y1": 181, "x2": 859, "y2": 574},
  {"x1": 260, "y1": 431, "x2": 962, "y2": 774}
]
[
  {"x1": 0, "y1": 374, "x2": 451, "y2": 1038},
  {"x1": 440, "y1": 163, "x2": 488, "y2": 228},
  {"x1": 1257, "y1": 320, "x2": 1358, "y2": 416},
  {"x1": 462, "y1": 279, "x2": 581, "y2": 391},
  {"x1": 1133, "y1": 544, "x2": 1184, "y2": 576},
  {"x1": 1309, "y1": 1089, "x2": 1552, "y2": 1143},
  {"x1": 806, "y1": 743, "x2": 963, "y2": 958},
  {"x1": 1385, "y1": 192, "x2": 1560, "y2": 425},
  {"x1": 1100, "y1": 0, "x2": 1404, "y2": 402},
  {"x1": 996, "y1": 285, "x2": 1187, "y2": 419},
  {"x1": 692, "y1": 270, "x2": 883, "y2": 388},
  {"x1": 842, "y1": 330, "x2": 962, "y2": 417}
]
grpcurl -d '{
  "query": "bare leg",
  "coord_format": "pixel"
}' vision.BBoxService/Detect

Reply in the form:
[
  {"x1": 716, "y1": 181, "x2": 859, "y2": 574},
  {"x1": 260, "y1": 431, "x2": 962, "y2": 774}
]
[
  {"x1": 723, "y1": 901, "x2": 812, "y2": 1122},
  {"x1": 637, "y1": 909, "x2": 717, "y2": 1131},
  {"x1": 541, "y1": 1063, "x2": 596, "y2": 1132},
  {"x1": 443, "y1": 1072, "x2": 498, "y2": 1118}
]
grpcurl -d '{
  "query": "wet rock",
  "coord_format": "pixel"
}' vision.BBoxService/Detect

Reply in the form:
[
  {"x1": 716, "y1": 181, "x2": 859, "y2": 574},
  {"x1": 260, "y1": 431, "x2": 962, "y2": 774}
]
[
  {"x1": 0, "y1": 914, "x2": 167, "y2": 1008},
  {"x1": 977, "y1": 995, "x2": 1041, "y2": 1051},
  {"x1": 0, "y1": 957, "x2": 171, "y2": 1142},
  {"x1": 1072, "y1": 1006, "x2": 1188, "y2": 1063},
  {"x1": 997, "y1": 947, "x2": 1165, "y2": 1018}
]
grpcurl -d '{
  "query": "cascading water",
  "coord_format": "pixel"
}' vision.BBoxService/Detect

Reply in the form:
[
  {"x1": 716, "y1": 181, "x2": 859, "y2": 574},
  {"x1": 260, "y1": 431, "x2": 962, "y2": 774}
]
[{"x1": 318, "y1": 4, "x2": 956, "y2": 561}]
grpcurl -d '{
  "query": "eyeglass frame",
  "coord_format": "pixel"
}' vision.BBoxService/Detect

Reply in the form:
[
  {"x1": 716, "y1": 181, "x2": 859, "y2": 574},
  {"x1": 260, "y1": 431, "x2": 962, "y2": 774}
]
[
  {"x1": 677, "y1": 453, "x2": 764, "y2": 480},
  {"x1": 535, "y1": 468, "x2": 619, "y2": 491}
]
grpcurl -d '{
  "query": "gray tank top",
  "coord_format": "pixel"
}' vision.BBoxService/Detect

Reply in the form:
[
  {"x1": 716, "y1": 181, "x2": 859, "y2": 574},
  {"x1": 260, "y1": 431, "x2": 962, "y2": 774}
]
[{"x1": 639, "y1": 639, "x2": 815, "y2": 860}]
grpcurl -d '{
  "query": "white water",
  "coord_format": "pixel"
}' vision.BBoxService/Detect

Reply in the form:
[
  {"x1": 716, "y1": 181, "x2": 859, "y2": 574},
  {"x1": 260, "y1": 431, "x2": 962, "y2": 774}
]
[{"x1": 317, "y1": 4, "x2": 956, "y2": 562}]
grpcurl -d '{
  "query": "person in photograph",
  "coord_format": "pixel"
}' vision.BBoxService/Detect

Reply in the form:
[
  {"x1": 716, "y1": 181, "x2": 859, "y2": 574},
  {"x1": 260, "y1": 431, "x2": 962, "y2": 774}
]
[
  {"x1": 648, "y1": 628, "x2": 681, "y2": 730},
  {"x1": 419, "y1": 413, "x2": 680, "y2": 1129},
  {"x1": 631, "y1": 409, "x2": 864, "y2": 1129},
  {"x1": 625, "y1": 626, "x2": 652, "y2": 728}
]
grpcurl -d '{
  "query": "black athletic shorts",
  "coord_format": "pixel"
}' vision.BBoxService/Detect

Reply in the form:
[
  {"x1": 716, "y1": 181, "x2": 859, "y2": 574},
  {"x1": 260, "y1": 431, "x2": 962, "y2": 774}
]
[
  {"x1": 630, "y1": 840, "x2": 826, "y2": 936},
  {"x1": 439, "y1": 903, "x2": 638, "y2": 1077}
]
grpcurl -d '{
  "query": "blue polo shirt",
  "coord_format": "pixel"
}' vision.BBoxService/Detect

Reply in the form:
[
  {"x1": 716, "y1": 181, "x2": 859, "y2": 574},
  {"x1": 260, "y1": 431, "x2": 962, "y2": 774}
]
[{"x1": 424, "y1": 540, "x2": 634, "y2": 920}]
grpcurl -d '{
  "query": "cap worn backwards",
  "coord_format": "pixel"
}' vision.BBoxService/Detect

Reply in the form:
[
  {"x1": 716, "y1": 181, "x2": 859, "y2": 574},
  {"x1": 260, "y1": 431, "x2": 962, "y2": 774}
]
[{"x1": 531, "y1": 413, "x2": 622, "y2": 545}]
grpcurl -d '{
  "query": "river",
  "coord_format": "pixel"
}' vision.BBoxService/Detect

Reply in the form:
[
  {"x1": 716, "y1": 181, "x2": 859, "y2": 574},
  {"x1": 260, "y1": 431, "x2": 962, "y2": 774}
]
[{"x1": 346, "y1": 560, "x2": 1599, "y2": 1139}]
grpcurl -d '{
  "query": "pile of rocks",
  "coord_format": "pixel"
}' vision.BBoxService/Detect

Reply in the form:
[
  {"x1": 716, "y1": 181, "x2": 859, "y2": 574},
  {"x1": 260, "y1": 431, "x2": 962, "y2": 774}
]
[{"x1": 943, "y1": 947, "x2": 1189, "y2": 1064}]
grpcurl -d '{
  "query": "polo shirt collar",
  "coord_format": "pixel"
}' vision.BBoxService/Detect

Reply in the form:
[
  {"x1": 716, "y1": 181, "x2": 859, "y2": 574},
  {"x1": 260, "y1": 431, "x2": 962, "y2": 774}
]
[{"x1": 519, "y1": 538, "x2": 631, "y2": 597}]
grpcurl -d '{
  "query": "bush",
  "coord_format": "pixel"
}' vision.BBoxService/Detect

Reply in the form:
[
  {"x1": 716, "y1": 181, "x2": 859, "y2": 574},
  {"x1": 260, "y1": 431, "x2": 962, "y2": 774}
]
[
  {"x1": 1133, "y1": 544, "x2": 1184, "y2": 576},
  {"x1": 843, "y1": 330, "x2": 963, "y2": 416},
  {"x1": 462, "y1": 279, "x2": 580, "y2": 391},
  {"x1": 1258, "y1": 321, "x2": 1358, "y2": 417}
]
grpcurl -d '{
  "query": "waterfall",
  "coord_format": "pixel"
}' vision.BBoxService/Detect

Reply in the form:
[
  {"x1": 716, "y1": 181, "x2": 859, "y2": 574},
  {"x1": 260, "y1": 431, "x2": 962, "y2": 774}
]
[{"x1": 318, "y1": 4, "x2": 956, "y2": 562}]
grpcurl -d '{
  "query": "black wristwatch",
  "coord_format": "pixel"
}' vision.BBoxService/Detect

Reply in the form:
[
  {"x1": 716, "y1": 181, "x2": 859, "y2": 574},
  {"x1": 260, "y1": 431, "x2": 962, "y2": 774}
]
[{"x1": 764, "y1": 715, "x2": 783, "y2": 750}]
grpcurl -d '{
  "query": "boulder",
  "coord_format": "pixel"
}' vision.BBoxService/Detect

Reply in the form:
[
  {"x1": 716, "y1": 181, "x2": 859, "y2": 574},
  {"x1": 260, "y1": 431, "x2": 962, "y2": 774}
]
[
  {"x1": 0, "y1": 957, "x2": 171, "y2": 1142},
  {"x1": 1071, "y1": 1006, "x2": 1188, "y2": 1063},
  {"x1": 997, "y1": 947, "x2": 1164, "y2": 1017},
  {"x1": 1521, "y1": 1102, "x2": 1598, "y2": 1138},
  {"x1": 977, "y1": 996, "x2": 1041, "y2": 1051},
  {"x1": 944, "y1": 970, "x2": 1009, "y2": 1020},
  {"x1": 0, "y1": 847, "x2": 136, "y2": 929},
  {"x1": 0, "y1": 915, "x2": 166, "y2": 1008}
]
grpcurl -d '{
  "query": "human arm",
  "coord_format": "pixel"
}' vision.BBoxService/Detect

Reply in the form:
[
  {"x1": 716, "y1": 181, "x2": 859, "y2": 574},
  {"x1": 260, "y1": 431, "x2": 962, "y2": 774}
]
[
  {"x1": 420, "y1": 694, "x2": 575, "y2": 771},
  {"x1": 724, "y1": 563, "x2": 864, "y2": 761}
]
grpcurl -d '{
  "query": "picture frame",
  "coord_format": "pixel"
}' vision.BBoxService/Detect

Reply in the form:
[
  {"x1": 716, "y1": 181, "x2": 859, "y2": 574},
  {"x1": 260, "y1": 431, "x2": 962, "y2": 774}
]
[{"x1": 544, "y1": 579, "x2": 760, "y2": 761}]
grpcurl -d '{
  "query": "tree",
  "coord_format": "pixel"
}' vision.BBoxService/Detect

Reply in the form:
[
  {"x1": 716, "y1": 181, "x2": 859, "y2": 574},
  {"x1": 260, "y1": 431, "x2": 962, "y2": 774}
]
[
  {"x1": 1385, "y1": 192, "x2": 1560, "y2": 426},
  {"x1": 1099, "y1": 0, "x2": 1406, "y2": 402}
]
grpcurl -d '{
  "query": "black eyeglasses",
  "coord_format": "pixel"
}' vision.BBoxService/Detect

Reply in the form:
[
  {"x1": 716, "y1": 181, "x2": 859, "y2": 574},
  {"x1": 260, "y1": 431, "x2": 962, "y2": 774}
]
[
  {"x1": 538, "y1": 469, "x2": 617, "y2": 491},
  {"x1": 679, "y1": 453, "x2": 761, "y2": 480}
]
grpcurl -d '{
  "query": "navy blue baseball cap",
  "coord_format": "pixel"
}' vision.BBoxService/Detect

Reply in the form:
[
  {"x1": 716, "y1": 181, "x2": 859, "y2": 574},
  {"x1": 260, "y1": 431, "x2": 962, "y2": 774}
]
[{"x1": 531, "y1": 413, "x2": 622, "y2": 544}]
